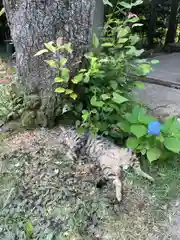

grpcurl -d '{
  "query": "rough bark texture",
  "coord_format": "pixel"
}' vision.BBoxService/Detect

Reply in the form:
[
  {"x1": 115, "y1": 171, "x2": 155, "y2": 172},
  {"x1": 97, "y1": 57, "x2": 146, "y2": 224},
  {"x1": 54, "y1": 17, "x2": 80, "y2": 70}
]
[
  {"x1": 3, "y1": 0, "x2": 101, "y2": 127},
  {"x1": 165, "y1": 0, "x2": 179, "y2": 45},
  {"x1": 147, "y1": 0, "x2": 157, "y2": 49}
]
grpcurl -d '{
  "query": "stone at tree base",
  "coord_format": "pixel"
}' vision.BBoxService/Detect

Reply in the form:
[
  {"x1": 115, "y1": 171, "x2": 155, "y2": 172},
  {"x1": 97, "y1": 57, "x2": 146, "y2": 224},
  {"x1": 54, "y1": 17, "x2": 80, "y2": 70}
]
[{"x1": 21, "y1": 110, "x2": 36, "y2": 129}]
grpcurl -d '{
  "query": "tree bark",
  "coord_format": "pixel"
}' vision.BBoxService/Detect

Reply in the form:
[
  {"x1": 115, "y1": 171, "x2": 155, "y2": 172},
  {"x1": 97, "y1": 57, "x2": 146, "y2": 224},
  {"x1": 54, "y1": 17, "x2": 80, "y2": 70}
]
[
  {"x1": 147, "y1": 0, "x2": 157, "y2": 49},
  {"x1": 3, "y1": 0, "x2": 103, "y2": 127},
  {"x1": 165, "y1": 0, "x2": 179, "y2": 45}
]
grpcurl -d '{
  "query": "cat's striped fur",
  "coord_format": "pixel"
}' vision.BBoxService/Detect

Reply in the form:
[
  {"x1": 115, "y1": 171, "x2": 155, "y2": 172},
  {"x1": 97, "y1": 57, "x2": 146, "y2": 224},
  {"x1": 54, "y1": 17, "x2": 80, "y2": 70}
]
[{"x1": 58, "y1": 126, "x2": 154, "y2": 202}]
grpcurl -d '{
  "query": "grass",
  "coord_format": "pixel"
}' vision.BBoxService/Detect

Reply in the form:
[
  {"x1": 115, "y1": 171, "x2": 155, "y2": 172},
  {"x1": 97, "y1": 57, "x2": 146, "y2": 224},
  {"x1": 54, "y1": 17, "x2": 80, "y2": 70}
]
[{"x1": 0, "y1": 128, "x2": 180, "y2": 239}]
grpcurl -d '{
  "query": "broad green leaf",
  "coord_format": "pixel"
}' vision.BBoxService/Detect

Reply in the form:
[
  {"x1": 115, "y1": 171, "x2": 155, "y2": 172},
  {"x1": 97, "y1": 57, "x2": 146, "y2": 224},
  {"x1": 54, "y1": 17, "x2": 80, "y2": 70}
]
[
  {"x1": 45, "y1": 60, "x2": 57, "y2": 68},
  {"x1": 126, "y1": 16, "x2": 139, "y2": 23},
  {"x1": 139, "y1": 64, "x2": 152, "y2": 75},
  {"x1": 60, "y1": 57, "x2": 67, "y2": 67},
  {"x1": 55, "y1": 87, "x2": 65, "y2": 93},
  {"x1": 101, "y1": 42, "x2": 114, "y2": 47},
  {"x1": 90, "y1": 96, "x2": 104, "y2": 107},
  {"x1": 63, "y1": 43, "x2": 73, "y2": 53},
  {"x1": 161, "y1": 116, "x2": 180, "y2": 134},
  {"x1": 126, "y1": 137, "x2": 139, "y2": 149},
  {"x1": 126, "y1": 46, "x2": 144, "y2": 56},
  {"x1": 61, "y1": 68, "x2": 70, "y2": 82},
  {"x1": 110, "y1": 81, "x2": 118, "y2": 90},
  {"x1": 135, "y1": 81, "x2": 144, "y2": 89},
  {"x1": 118, "y1": 38, "x2": 128, "y2": 44},
  {"x1": 34, "y1": 49, "x2": 49, "y2": 56},
  {"x1": 130, "y1": 124, "x2": 147, "y2": 138},
  {"x1": 151, "y1": 59, "x2": 160, "y2": 64},
  {"x1": 92, "y1": 33, "x2": 99, "y2": 48},
  {"x1": 124, "y1": 113, "x2": 138, "y2": 124},
  {"x1": 117, "y1": 27, "x2": 129, "y2": 39},
  {"x1": 164, "y1": 137, "x2": 180, "y2": 153},
  {"x1": 65, "y1": 89, "x2": 73, "y2": 94},
  {"x1": 132, "y1": 23, "x2": 143, "y2": 28},
  {"x1": 156, "y1": 133, "x2": 164, "y2": 143},
  {"x1": 55, "y1": 77, "x2": 64, "y2": 83},
  {"x1": 132, "y1": 0, "x2": 143, "y2": 6},
  {"x1": 119, "y1": 1, "x2": 132, "y2": 8},
  {"x1": 147, "y1": 148, "x2": 161, "y2": 162},
  {"x1": 112, "y1": 92, "x2": 128, "y2": 105},
  {"x1": 101, "y1": 94, "x2": 110, "y2": 100},
  {"x1": 138, "y1": 114, "x2": 156, "y2": 124},
  {"x1": 70, "y1": 93, "x2": 78, "y2": 100},
  {"x1": 44, "y1": 41, "x2": 56, "y2": 53},
  {"x1": 130, "y1": 35, "x2": 140, "y2": 45},
  {"x1": 103, "y1": 0, "x2": 113, "y2": 7},
  {"x1": 117, "y1": 121, "x2": 130, "y2": 133},
  {"x1": 72, "y1": 73, "x2": 83, "y2": 84},
  {"x1": 82, "y1": 110, "x2": 89, "y2": 121}
]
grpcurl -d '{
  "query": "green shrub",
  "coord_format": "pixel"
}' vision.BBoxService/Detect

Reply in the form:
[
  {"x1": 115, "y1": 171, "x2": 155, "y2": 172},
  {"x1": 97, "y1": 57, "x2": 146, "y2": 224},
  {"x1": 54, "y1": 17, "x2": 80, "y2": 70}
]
[{"x1": 35, "y1": 0, "x2": 180, "y2": 163}]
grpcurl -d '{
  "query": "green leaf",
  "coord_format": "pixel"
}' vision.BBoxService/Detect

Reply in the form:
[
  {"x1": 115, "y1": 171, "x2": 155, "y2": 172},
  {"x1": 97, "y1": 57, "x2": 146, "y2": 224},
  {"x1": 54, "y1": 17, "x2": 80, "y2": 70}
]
[
  {"x1": 112, "y1": 92, "x2": 128, "y2": 105},
  {"x1": 60, "y1": 57, "x2": 67, "y2": 67},
  {"x1": 61, "y1": 68, "x2": 70, "y2": 82},
  {"x1": 132, "y1": 0, "x2": 143, "y2": 6},
  {"x1": 126, "y1": 46, "x2": 144, "y2": 56},
  {"x1": 25, "y1": 220, "x2": 33, "y2": 237},
  {"x1": 101, "y1": 94, "x2": 110, "y2": 100},
  {"x1": 130, "y1": 124, "x2": 147, "y2": 138},
  {"x1": 119, "y1": 1, "x2": 132, "y2": 8},
  {"x1": 70, "y1": 93, "x2": 78, "y2": 100},
  {"x1": 129, "y1": 35, "x2": 140, "y2": 45},
  {"x1": 126, "y1": 137, "x2": 139, "y2": 149},
  {"x1": 139, "y1": 64, "x2": 152, "y2": 75},
  {"x1": 55, "y1": 77, "x2": 64, "y2": 83},
  {"x1": 135, "y1": 81, "x2": 144, "y2": 89},
  {"x1": 44, "y1": 41, "x2": 56, "y2": 53},
  {"x1": 117, "y1": 27, "x2": 129, "y2": 39},
  {"x1": 117, "y1": 121, "x2": 130, "y2": 133},
  {"x1": 101, "y1": 42, "x2": 114, "y2": 47},
  {"x1": 55, "y1": 87, "x2": 65, "y2": 93},
  {"x1": 110, "y1": 81, "x2": 118, "y2": 90},
  {"x1": 138, "y1": 114, "x2": 156, "y2": 124},
  {"x1": 65, "y1": 89, "x2": 73, "y2": 94},
  {"x1": 102, "y1": 0, "x2": 113, "y2": 7},
  {"x1": 132, "y1": 23, "x2": 143, "y2": 28},
  {"x1": 164, "y1": 137, "x2": 180, "y2": 153},
  {"x1": 82, "y1": 110, "x2": 89, "y2": 121},
  {"x1": 92, "y1": 33, "x2": 99, "y2": 48},
  {"x1": 118, "y1": 38, "x2": 128, "y2": 44},
  {"x1": 45, "y1": 60, "x2": 58, "y2": 68},
  {"x1": 147, "y1": 148, "x2": 161, "y2": 162},
  {"x1": 151, "y1": 59, "x2": 160, "y2": 64},
  {"x1": 90, "y1": 96, "x2": 104, "y2": 107},
  {"x1": 72, "y1": 73, "x2": 83, "y2": 84},
  {"x1": 0, "y1": 7, "x2": 5, "y2": 16},
  {"x1": 34, "y1": 49, "x2": 49, "y2": 56}
]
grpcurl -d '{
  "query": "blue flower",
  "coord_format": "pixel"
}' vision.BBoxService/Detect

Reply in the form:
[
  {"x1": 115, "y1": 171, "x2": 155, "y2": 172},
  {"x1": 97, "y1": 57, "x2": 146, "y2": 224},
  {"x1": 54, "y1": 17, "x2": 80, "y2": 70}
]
[{"x1": 148, "y1": 121, "x2": 161, "y2": 136}]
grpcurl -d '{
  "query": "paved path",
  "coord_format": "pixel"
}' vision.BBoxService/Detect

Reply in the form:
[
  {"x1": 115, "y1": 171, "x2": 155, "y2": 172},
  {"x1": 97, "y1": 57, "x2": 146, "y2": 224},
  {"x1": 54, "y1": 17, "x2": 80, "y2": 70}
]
[
  {"x1": 147, "y1": 53, "x2": 180, "y2": 87},
  {"x1": 134, "y1": 52, "x2": 180, "y2": 118}
]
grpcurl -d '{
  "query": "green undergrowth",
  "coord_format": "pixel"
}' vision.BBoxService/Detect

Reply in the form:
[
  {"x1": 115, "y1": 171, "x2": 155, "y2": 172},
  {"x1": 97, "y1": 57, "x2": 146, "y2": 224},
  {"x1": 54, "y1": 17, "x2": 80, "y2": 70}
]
[{"x1": 0, "y1": 135, "x2": 180, "y2": 239}]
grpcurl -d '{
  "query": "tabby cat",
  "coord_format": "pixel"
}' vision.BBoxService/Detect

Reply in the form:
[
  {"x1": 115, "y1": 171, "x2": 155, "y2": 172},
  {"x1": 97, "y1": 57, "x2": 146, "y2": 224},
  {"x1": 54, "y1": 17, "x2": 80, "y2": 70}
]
[{"x1": 58, "y1": 126, "x2": 154, "y2": 202}]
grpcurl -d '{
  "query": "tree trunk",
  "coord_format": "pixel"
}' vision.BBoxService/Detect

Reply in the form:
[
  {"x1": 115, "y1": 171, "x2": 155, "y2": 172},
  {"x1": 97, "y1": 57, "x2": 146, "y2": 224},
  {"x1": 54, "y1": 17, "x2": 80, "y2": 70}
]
[
  {"x1": 147, "y1": 0, "x2": 157, "y2": 49},
  {"x1": 3, "y1": 0, "x2": 103, "y2": 127},
  {"x1": 165, "y1": 0, "x2": 179, "y2": 45}
]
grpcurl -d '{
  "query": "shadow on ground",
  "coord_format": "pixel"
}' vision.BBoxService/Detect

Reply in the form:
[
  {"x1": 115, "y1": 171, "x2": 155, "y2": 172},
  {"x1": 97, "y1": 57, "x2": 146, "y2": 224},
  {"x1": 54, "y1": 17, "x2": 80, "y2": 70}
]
[{"x1": 0, "y1": 127, "x2": 180, "y2": 239}]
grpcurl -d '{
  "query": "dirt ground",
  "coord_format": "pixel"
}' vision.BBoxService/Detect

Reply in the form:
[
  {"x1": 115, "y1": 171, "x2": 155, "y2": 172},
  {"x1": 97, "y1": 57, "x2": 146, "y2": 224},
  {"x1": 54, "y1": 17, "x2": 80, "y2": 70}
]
[{"x1": 0, "y1": 126, "x2": 180, "y2": 240}]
